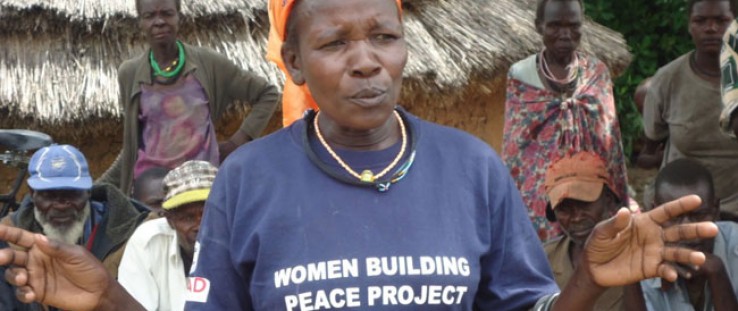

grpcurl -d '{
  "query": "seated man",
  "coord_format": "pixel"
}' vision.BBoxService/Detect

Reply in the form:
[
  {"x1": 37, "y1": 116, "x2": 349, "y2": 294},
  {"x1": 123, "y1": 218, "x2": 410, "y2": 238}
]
[
  {"x1": 0, "y1": 191, "x2": 721, "y2": 311},
  {"x1": 118, "y1": 161, "x2": 217, "y2": 311},
  {"x1": 641, "y1": 159, "x2": 738, "y2": 311},
  {"x1": 543, "y1": 151, "x2": 645, "y2": 310},
  {"x1": 131, "y1": 167, "x2": 169, "y2": 217},
  {"x1": 0, "y1": 144, "x2": 149, "y2": 310}
]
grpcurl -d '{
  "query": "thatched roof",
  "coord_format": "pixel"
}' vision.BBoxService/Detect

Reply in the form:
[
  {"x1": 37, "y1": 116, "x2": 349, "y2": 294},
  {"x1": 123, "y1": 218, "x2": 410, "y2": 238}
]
[{"x1": 0, "y1": 0, "x2": 631, "y2": 127}]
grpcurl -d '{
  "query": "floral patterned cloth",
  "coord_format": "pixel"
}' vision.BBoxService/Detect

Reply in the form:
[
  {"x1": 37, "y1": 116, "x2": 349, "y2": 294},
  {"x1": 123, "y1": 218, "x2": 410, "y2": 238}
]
[
  {"x1": 134, "y1": 75, "x2": 220, "y2": 178},
  {"x1": 502, "y1": 52, "x2": 629, "y2": 241}
]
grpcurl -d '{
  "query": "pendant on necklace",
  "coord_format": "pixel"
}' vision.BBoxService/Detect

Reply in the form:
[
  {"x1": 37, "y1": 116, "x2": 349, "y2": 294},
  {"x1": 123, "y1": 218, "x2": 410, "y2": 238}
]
[{"x1": 360, "y1": 170, "x2": 375, "y2": 183}]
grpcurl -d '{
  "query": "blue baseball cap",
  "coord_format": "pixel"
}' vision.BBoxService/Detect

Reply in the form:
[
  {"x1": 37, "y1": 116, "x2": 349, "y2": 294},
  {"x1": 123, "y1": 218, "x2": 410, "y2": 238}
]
[{"x1": 27, "y1": 145, "x2": 93, "y2": 191}]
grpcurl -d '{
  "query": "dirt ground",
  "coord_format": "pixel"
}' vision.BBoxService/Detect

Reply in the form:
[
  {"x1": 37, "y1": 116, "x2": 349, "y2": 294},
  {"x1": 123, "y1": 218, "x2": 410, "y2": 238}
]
[{"x1": 627, "y1": 165, "x2": 658, "y2": 208}]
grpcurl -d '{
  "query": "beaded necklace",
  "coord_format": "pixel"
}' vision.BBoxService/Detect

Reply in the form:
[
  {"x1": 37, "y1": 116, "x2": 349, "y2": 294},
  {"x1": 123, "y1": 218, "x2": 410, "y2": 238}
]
[
  {"x1": 539, "y1": 49, "x2": 580, "y2": 86},
  {"x1": 150, "y1": 41, "x2": 185, "y2": 79},
  {"x1": 314, "y1": 110, "x2": 407, "y2": 183}
]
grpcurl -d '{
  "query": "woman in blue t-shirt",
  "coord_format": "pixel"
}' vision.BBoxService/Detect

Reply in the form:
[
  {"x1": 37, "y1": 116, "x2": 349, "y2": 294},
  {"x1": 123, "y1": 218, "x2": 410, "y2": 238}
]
[{"x1": 0, "y1": 0, "x2": 721, "y2": 310}]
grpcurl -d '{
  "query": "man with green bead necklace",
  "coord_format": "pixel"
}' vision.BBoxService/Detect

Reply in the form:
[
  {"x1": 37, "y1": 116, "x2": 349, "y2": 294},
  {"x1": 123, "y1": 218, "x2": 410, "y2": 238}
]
[{"x1": 99, "y1": 0, "x2": 281, "y2": 194}]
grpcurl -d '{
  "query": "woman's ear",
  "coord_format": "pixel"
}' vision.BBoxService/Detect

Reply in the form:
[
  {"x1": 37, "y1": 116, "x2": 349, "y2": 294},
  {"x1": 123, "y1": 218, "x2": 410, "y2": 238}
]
[{"x1": 281, "y1": 45, "x2": 306, "y2": 85}]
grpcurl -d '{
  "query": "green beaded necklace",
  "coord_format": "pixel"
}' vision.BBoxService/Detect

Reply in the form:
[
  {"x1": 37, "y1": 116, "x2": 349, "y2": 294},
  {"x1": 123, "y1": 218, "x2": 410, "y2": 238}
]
[{"x1": 150, "y1": 41, "x2": 185, "y2": 79}]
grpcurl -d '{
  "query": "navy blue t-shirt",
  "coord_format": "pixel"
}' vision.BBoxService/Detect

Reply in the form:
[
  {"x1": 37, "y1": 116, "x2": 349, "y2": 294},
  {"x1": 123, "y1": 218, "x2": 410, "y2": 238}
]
[{"x1": 185, "y1": 112, "x2": 558, "y2": 310}]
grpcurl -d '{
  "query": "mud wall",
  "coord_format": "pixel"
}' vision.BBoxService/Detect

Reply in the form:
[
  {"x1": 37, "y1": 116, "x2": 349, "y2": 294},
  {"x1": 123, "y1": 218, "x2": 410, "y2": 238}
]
[{"x1": 0, "y1": 78, "x2": 506, "y2": 201}]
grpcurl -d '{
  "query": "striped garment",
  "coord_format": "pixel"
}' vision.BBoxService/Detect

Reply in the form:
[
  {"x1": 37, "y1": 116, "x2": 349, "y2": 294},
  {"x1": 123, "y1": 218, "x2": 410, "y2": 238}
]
[{"x1": 720, "y1": 19, "x2": 738, "y2": 138}]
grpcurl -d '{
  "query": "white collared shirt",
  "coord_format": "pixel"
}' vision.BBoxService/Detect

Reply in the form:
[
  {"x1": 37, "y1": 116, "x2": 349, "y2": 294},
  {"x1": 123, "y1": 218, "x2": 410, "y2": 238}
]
[{"x1": 119, "y1": 218, "x2": 187, "y2": 311}]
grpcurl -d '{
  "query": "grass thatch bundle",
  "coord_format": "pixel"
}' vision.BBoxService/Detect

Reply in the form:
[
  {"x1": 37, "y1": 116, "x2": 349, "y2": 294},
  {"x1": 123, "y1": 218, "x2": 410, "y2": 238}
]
[{"x1": 0, "y1": 0, "x2": 631, "y2": 129}]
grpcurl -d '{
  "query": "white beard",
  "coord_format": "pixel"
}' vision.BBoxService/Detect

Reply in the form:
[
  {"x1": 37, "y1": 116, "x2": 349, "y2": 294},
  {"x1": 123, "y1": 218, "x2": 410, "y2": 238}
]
[{"x1": 34, "y1": 204, "x2": 90, "y2": 245}]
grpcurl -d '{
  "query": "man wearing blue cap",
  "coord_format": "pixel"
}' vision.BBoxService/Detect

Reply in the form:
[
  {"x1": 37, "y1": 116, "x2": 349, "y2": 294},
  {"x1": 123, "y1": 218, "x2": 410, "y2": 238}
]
[{"x1": 0, "y1": 144, "x2": 149, "y2": 310}]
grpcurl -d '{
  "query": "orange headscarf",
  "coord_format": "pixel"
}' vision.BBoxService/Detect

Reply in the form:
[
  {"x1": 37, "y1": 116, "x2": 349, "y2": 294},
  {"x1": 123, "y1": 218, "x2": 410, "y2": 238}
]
[{"x1": 267, "y1": 0, "x2": 403, "y2": 127}]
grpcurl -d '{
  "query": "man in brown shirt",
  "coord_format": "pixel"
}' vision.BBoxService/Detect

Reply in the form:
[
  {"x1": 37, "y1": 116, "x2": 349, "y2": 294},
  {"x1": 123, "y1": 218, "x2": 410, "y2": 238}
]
[
  {"x1": 543, "y1": 151, "x2": 645, "y2": 311},
  {"x1": 642, "y1": 0, "x2": 738, "y2": 217}
]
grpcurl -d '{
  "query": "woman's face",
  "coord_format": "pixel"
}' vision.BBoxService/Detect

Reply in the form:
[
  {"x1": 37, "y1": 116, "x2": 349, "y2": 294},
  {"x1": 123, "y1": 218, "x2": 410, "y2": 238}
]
[
  {"x1": 284, "y1": 0, "x2": 407, "y2": 131},
  {"x1": 540, "y1": 1, "x2": 582, "y2": 62},
  {"x1": 138, "y1": 0, "x2": 179, "y2": 46}
]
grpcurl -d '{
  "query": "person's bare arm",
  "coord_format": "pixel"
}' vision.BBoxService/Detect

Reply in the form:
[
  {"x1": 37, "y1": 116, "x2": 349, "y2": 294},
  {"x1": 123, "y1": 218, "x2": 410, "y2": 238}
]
[
  {"x1": 636, "y1": 138, "x2": 664, "y2": 169},
  {"x1": 219, "y1": 128, "x2": 252, "y2": 162},
  {"x1": 552, "y1": 265, "x2": 605, "y2": 311},
  {"x1": 691, "y1": 254, "x2": 738, "y2": 311},
  {"x1": 217, "y1": 53, "x2": 280, "y2": 161},
  {"x1": 0, "y1": 225, "x2": 144, "y2": 311},
  {"x1": 551, "y1": 195, "x2": 718, "y2": 311},
  {"x1": 622, "y1": 283, "x2": 648, "y2": 311}
]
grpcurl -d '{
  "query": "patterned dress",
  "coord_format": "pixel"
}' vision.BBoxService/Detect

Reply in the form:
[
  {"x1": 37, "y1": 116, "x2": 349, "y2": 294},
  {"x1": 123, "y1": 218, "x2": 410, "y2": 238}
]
[{"x1": 502, "y1": 52, "x2": 629, "y2": 241}]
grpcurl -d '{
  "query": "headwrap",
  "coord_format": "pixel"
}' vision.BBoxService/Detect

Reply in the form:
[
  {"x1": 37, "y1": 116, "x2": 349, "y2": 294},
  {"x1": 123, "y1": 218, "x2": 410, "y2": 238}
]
[
  {"x1": 267, "y1": 0, "x2": 404, "y2": 127},
  {"x1": 720, "y1": 19, "x2": 738, "y2": 138}
]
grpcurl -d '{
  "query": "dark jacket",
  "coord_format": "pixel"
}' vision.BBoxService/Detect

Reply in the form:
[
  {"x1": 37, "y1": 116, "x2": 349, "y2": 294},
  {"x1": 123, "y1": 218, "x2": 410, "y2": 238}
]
[{"x1": 0, "y1": 183, "x2": 149, "y2": 311}]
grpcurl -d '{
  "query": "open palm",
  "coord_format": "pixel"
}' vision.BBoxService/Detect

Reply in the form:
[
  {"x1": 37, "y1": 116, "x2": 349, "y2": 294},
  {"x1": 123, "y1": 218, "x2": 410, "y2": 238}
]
[{"x1": 584, "y1": 195, "x2": 718, "y2": 287}]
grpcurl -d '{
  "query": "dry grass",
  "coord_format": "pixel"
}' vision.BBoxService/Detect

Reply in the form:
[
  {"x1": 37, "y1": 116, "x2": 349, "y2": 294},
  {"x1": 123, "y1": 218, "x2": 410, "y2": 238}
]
[{"x1": 0, "y1": 0, "x2": 631, "y2": 125}]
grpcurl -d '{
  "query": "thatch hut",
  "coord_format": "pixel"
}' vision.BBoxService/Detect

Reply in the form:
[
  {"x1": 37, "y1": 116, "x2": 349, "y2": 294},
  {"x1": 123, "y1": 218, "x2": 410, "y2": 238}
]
[{"x1": 0, "y1": 0, "x2": 631, "y2": 192}]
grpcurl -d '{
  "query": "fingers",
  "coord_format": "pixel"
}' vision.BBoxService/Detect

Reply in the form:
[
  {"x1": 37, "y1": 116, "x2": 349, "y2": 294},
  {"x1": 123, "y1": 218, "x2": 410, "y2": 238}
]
[
  {"x1": 662, "y1": 247, "x2": 707, "y2": 267},
  {"x1": 33, "y1": 234, "x2": 60, "y2": 256},
  {"x1": 657, "y1": 264, "x2": 679, "y2": 283},
  {"x1": 592, "y1": 207, "x2": 632, "y2": 238},
  {"x1": 654, "y1": 247, "x2": 707, "y2": 283},
  {"x1": 15, "y1": 286, "x2": 37, "y2": 303},
  {"x1": 5, "y1": 266, "x2": 28, "y2": 286},
  {"x1": 648, "y1": 195, "x2": 701, "y2": 225},
  {"x1": 662, "y1": 222, "x2": 719, "y2": 243},
  {"x1": 0, "y1": 225, "x2": 37, "y2": 249},
  {"x1": 672, "y1": 263, "x2": 695, "y2": 279},
  {"x1": 34, "y1": 233, "x2": 87, "y2": 261},
  {"x1": 0, "y1": 248, "x2": 27, "y2": 266},
  {"x1": 0, "y1": 234, "x2": 56, "y2": 267}
]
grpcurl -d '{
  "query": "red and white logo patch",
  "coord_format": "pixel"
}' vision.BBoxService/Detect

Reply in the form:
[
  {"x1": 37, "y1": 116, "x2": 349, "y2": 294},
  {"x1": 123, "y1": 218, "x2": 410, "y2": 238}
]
[{"x1": 186, "y1": 277, "x2": 211, "y2": 303}]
